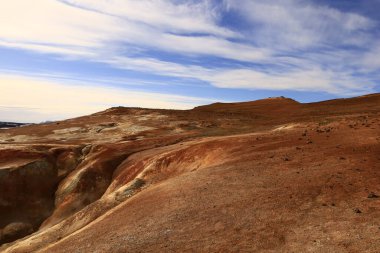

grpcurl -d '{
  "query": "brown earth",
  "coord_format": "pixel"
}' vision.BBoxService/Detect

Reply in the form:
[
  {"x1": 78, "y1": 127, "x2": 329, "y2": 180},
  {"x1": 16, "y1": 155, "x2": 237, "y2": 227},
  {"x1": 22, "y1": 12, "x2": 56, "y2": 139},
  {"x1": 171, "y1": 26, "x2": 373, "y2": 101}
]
[{"x1": 0, "y1": 94, "x2": 379, "y2": 252}]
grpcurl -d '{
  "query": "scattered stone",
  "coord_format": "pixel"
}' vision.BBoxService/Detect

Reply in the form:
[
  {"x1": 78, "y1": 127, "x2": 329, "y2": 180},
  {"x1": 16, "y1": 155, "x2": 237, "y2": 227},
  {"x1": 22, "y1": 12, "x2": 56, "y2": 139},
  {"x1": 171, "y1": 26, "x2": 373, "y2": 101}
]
[{"x1": 368, "y1": 192, "x2": 379, "y2": 199}]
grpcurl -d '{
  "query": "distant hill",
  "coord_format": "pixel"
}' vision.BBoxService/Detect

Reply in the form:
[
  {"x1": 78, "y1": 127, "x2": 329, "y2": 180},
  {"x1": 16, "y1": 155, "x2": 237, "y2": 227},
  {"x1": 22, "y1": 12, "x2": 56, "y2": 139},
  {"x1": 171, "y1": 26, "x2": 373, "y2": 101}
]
[{"x1": 0, "y1": 122, "x2": 27, "y2": 129}]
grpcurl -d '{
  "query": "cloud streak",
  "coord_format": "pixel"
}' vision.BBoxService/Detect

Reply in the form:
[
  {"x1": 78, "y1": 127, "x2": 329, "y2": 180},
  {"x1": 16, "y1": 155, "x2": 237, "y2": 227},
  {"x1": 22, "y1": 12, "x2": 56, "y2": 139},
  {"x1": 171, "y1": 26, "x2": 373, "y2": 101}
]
[{"x1": 224, "y1": 0, "x2": 375, "y2": 49}]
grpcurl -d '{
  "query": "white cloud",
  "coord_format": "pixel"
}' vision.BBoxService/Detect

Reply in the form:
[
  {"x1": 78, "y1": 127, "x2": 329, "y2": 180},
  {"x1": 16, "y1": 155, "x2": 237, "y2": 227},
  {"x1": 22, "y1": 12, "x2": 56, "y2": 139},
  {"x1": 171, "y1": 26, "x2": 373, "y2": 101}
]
[
  {"x1": 0, "y1": 0, "x2": 377, "y2": 98},
  {"x1": 225, "y1": 0, "x2": 374, "y2": 49},
  {"x1": 0, "y1": 0, "x2": 267, "y2": 61},
  {"x1": 362, "y1": 44, "x2": 380, "y2": 70},
  {"x1": 60, "y1": 0, "x2": 235, "y2": 37},
  {"x1": 105, "y1": 55, "x2": 375, "y2": 95},
  {"x1": 0, "y1": 0, "x2": 123, "y2": 48},
  {"x1": 0, "y1": 74, "x2": 215, "y2": 123},
  {"x1": 157, "y1": 34, "x2": 269, "y2": 62},
  {"x1": 0, "y1": 40, "x2": 96, "y2": 58},
  {"x1": 207, "y1": 68, "x2": 375, "y2": 95}
]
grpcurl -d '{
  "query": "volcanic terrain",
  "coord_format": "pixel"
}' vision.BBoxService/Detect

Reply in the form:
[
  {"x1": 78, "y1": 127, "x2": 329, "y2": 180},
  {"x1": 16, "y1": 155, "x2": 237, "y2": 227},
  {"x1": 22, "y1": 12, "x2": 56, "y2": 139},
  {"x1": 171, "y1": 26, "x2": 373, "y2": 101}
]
[{"x1": 0, "y1": 94, "x2": 379, "y2": 252}]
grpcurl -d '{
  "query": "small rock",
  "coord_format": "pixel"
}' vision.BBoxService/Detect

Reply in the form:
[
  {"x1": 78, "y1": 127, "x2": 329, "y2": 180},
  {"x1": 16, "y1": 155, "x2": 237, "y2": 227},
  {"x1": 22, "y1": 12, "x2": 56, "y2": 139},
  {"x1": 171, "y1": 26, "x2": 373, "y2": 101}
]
[
  {"x1": 353, "y1": 208, "x2": 362, "y2": 214},
  {"x1": 81, "y1": 145, "x2": 92, "y2": 156},
  {"x1": 367, "y1": 192, "x2": 379, "y2": 199}
]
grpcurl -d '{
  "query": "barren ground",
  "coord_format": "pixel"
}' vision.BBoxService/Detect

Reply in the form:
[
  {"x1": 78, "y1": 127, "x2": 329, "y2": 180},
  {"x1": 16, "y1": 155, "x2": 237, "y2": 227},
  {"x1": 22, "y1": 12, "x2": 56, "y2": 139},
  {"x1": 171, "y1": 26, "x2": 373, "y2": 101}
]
[{"x1": 0, "y1": 94, "x2": 379, "y2": 252}]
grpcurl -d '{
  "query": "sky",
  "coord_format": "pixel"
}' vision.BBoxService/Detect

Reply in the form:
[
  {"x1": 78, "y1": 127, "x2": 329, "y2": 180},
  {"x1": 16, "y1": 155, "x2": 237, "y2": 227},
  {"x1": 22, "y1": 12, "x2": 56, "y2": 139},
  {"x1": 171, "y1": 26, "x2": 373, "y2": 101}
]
[{"x1": 0, "y1": 0, "x2": 379, "y2": 123}]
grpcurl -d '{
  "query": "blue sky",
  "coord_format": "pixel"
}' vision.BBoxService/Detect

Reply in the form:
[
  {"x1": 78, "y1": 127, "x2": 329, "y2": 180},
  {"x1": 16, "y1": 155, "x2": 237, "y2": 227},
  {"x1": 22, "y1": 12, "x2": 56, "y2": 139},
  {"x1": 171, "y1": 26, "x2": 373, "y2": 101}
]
[{"x1": 0, "y1": 0, "x2": 379, "y2": 122}]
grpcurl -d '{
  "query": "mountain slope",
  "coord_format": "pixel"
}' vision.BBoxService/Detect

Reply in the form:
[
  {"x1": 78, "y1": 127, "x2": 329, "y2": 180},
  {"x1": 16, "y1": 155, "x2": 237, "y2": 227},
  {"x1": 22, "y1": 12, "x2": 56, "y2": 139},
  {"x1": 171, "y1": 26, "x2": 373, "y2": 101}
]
[{"x1": 0, "y1": 94, "x2": 379, "y2": 252}]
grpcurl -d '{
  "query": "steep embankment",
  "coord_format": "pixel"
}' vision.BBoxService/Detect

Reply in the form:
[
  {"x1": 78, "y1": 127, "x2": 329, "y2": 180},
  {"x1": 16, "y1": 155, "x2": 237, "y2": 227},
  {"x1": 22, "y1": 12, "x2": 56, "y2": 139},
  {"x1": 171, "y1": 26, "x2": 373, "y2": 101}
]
[{"x1": 0, "y1": 94, "x2": 379, "y2": 252}]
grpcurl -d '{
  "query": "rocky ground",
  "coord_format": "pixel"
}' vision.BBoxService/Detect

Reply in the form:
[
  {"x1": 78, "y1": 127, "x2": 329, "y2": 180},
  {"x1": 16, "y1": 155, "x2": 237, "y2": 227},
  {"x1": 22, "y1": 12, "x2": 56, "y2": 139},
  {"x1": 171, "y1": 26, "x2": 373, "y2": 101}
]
[{"x1": 0, "y1": 94, "x2": 379, "y2": 252}]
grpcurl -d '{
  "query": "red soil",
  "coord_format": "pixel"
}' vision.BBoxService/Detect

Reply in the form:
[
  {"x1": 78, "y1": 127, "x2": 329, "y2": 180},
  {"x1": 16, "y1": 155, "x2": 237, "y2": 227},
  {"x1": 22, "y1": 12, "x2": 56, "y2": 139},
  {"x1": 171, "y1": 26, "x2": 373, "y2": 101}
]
[{"x1": 0, "y1": 94, "x2": 379, "y2": 252}]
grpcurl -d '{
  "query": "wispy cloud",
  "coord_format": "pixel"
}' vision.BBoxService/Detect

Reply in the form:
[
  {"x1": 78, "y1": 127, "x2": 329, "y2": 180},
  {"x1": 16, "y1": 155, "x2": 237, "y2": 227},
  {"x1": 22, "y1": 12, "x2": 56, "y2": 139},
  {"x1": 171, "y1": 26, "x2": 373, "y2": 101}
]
[
  {"x1": 224, "y1": 0, "x2": 375, "y2": 49},
  {"x1": 0, "y1": 0, "x2": 378, "y2": 108},
  {"x1": 0, "y1": 0, "x2": 267, "y2": 61},
  {"x1": 60, "y1": 0, "x2": 235, "y2": 37},
  {"x1": 104, "y1": 55, "x2": 376, "y2": 95}
]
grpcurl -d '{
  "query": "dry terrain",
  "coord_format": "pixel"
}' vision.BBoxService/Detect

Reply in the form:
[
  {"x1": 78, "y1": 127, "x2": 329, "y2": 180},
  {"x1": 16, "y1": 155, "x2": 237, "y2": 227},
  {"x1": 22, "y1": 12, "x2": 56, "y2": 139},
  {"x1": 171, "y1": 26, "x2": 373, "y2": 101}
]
[{"x1": 0, "y1": 94, "x2": 379, "y2": 252}]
